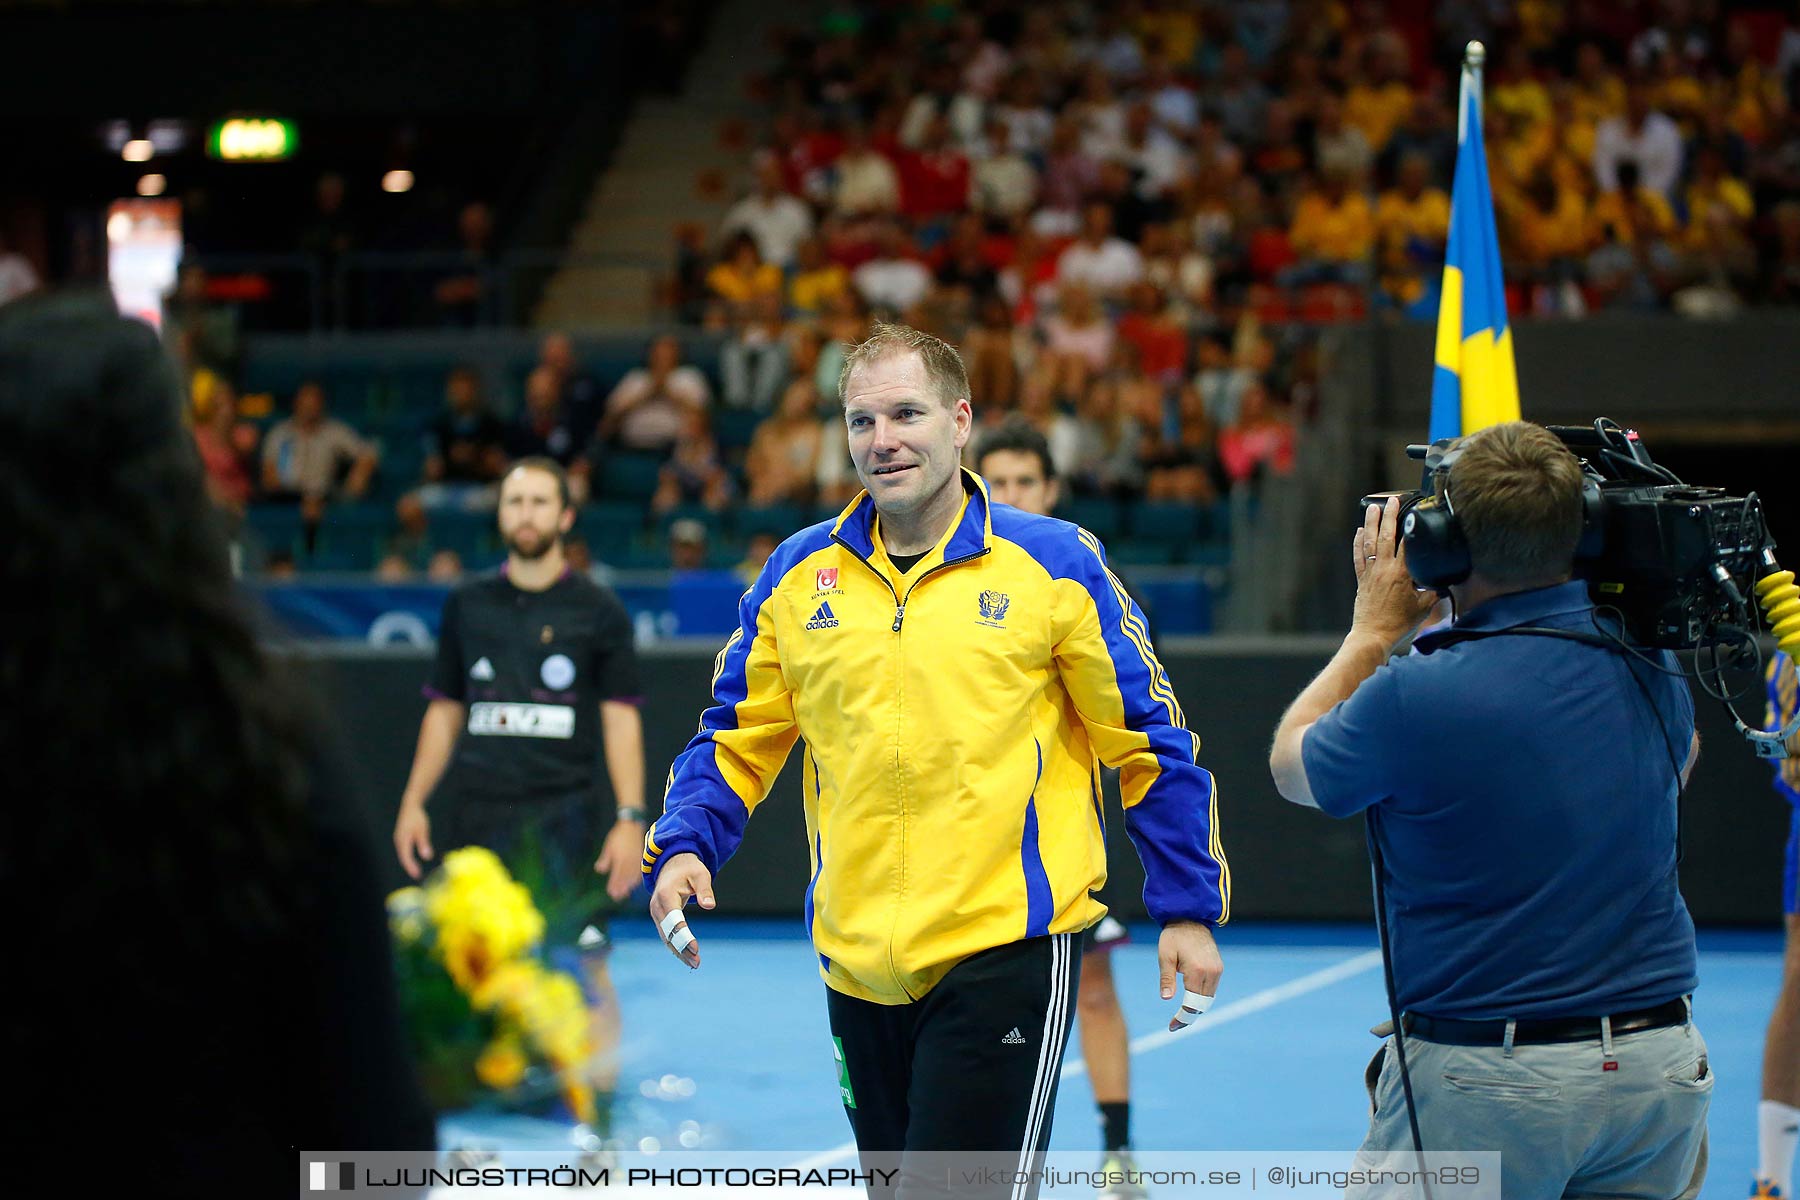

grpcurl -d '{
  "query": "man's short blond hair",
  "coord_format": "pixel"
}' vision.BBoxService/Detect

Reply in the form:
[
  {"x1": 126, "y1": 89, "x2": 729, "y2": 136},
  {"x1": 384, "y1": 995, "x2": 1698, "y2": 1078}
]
[
  {"x1": 1448, "y1": 420, "x2": 1586, "y2": 585},
  {"x1": 838, "y1": 321, "x2": 971, "y2": 409}
]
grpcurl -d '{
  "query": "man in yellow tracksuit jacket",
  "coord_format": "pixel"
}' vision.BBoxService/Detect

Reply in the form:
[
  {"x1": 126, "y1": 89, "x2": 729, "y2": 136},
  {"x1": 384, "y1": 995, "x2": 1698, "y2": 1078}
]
[{"x1": 646, "y1": 323, "x2": 1227, "y2": 1198}]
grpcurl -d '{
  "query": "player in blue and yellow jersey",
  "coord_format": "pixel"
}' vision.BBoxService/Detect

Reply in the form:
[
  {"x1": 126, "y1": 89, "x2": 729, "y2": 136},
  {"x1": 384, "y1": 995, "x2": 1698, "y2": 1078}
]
[
  {"x1": 1754, "y1": 653, "x2": 1800, "y2": 1199},
  {"x1": 644, "y1": 323, "x2": 1227, "y2": 1196}
]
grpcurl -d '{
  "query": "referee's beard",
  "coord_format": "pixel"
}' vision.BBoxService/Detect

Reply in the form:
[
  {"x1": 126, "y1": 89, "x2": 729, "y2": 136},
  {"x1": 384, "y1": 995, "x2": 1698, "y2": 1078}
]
[{"x1": 505, "y1": 526, "x2": 559, "y2": 561}]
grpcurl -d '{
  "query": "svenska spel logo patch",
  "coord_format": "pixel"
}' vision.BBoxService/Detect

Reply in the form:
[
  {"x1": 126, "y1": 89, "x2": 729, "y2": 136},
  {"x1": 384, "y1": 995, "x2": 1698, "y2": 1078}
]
[{"x1": 815, "y1": 568, "x2": 839, "y2": 592}]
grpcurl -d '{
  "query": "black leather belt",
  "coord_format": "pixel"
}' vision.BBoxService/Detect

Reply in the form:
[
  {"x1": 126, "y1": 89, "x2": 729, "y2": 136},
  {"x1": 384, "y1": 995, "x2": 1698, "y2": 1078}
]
[{"x1": 1403, "y1": 997, "x2": 1689, "y2": 1046}]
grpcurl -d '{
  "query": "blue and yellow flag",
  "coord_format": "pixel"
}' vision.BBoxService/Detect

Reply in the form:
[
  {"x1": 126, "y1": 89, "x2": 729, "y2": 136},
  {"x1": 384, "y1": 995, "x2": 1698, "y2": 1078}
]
[{"x1": 1429, "y1": 49, "x2": 1520, "y2": 443}]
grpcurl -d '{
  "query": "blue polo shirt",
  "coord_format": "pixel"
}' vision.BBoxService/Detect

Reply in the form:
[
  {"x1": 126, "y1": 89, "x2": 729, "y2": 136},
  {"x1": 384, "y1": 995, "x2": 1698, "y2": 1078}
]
[{"x1": 1301, "y1": 581, "x2": 1698, "y2": 1020}]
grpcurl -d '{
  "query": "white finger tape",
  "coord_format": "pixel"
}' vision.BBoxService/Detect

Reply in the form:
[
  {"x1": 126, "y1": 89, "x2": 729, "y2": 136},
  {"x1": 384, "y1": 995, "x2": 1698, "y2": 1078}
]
[
  {"x1": 658, "y1": 908, "x2": 686, "y2": 939},
  {"x1": 1172, "y1": 990, "x2": 1215, "y2": 1026},
  {"x1": 668, "y1": 926, "x2": 695, "y2": 955}
]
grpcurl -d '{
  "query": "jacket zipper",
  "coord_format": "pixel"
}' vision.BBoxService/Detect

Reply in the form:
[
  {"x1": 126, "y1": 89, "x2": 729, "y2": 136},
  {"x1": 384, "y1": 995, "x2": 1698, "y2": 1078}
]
[
  {"x1": 831, "y1": 535, "x2": 992, "y2": 629},
  {"x1": 830, "y1": 532, "x2": 912, "y2": 995},
  {"x1": 893, "y1": 547, "x2": 992, "y2": 631},
  {"x1": 831, "y1": 532, "x2": 901, "y2": 610},
  {"x1": 830, "y1": 534, "x2": 990, "y2": 999}
]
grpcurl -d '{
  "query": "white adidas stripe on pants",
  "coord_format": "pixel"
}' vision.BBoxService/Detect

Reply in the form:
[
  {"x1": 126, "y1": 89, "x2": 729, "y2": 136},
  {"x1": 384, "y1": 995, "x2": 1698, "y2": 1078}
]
[{"x1": 1013, "y1": 931, "x2": 1076, "y2": 1200}]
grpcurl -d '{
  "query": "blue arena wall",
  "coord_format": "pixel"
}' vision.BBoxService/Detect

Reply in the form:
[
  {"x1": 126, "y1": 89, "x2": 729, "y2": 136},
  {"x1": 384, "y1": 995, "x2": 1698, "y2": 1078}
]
[{"x1": 290, "y1": 640, "x2": 1793, "y2": 927}]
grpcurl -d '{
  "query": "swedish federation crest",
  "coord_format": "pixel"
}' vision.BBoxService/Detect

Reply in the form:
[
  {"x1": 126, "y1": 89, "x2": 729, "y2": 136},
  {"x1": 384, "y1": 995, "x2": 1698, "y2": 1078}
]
[{"x1": 977, "y1": 589, "x2": 1011, "y2": 626}]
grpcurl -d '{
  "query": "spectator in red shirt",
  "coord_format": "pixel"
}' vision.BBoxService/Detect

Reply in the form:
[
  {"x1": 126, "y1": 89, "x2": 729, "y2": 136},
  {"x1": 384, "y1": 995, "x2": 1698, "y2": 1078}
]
[
  {"x1": 899, "y1": 115, "x2": 973, "y2": 223},
  {"x1": 998, "y1": 226, "x2": 1062, "y2": 324},
  {"x1": 1115, "y1": 282, "x2": 1190, "y2": 385},
  {"x1": 772, "y1": 109, "x2": 845, "y2": 205},
  {"x1": 1239, "y1": 180, "x2": 1298, "y2": 283}
]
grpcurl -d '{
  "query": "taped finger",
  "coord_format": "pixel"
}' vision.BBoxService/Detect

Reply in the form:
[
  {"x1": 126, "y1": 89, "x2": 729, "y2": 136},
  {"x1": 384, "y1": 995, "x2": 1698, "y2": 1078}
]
[{"x1": 1171, "y1": 989, "x2": 1215, "y2": 1027}]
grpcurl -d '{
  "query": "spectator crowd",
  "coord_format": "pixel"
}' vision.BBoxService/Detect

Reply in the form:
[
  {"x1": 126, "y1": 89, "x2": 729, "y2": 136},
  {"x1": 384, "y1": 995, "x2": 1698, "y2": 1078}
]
[
  {"x1": 652, "y1": 0, "x2": 1800, "y2": 524},
  {"x1": 692, "y1": 0, "x2": 1800, "y2": 327},
  {"x1": 182, "y1": 0, "x2": 1800, "y2": 581}
]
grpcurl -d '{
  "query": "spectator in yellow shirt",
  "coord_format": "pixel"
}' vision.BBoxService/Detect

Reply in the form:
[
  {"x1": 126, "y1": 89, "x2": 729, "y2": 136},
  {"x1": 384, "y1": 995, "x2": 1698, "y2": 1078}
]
[
  {"x1": 706, "y1": 232, "x2": 783, "y2": 316},
  {"x1": 1682, "y1": 145, "x2": 1755, "y2": 259},
  {"x1": 787, "y1": 237, "x2": 851, "y2": 317},
  {"x1": 1344, "y1": 46, "x2": 1414, "y2": 155},
  {"x1": 1647, "y1": 48, "x2": 1706, "y2": 128},
  {"x1": 1591, "y1": 162, "x2": 1678, "y2": 247},
  {"x1": 1286, "y1": 167, "x2": 1374, "y2": 285},
  {"x1": 1508, "y1": 166, "x2": 1594, "y2": 271},
  {"x1": 1134, "y1": 6, "x2": 1199, "y2": 69},
  {"x1": 1491, "y1": 42, "x2": 1552, "y2": 131},
  {"x1": 1547, "y1": 83, "x2": 1598, "y2": 174},
  {"x1": 1375, "y1": 153, "x2": 1450, "y2": 305},
  {"x1": 1492, "y1": 102, "x2": 1557, "y2": 196}
]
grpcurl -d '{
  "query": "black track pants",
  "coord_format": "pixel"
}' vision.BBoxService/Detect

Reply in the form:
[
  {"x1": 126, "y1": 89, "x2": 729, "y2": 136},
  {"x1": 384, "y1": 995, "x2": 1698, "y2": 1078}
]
[{"x1": 825, "y1": 932, "x2": 1082, "y2": 1199}]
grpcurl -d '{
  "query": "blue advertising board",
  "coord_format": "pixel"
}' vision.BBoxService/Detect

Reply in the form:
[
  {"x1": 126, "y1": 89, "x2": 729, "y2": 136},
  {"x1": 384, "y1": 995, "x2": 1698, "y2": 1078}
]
[{"x1": 253, "y1": 570, "x2": 1211, "y2": 644}]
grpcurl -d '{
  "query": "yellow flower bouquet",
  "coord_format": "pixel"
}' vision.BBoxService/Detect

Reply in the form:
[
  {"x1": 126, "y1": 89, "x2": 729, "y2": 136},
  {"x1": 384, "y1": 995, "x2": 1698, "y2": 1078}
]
[{"x1": 388, "y1": 847, "x2": 597, "y2": 1123}]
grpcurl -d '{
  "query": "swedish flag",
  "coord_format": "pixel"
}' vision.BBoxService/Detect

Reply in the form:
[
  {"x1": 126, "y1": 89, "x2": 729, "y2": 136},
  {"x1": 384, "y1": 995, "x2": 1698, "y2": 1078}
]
[{"x1": 1429, "y1": 43, "x2": 1520, "y2": 443}]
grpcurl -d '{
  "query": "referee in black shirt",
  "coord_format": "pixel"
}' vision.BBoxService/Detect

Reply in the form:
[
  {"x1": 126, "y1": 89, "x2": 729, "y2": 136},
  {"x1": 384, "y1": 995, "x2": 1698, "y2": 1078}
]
[{"x1": 393, "y1": 457, "x2": 647, "y2": 1136}]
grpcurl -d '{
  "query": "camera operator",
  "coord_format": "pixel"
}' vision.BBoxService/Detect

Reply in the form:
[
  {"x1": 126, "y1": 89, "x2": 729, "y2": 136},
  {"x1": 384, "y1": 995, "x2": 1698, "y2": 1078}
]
[{"x1": 1268, "y1": 421, "x2": 1709, "y2": 1199}]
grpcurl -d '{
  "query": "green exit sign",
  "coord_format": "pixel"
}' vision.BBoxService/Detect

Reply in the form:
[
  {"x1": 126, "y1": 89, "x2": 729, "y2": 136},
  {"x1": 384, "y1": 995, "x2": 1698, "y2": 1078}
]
[{"x1": 207, "y1": 118, "x2": 297, "y2": 162}]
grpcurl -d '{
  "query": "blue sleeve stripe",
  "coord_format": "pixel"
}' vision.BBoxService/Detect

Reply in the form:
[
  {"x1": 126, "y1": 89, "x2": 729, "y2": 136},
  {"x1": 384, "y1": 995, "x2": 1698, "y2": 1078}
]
[
  {"x1": 687, "y1": 521, "x2": 832, "y2": 743},
  {"x1": 698, "y1": 628, "x2": 750, "y2": 734},
  {"x1": 671, "y1": 559, "x2": 781, "y2": 780},
  {"x1": 653, "y1": 540, "x2": 811, "y2": 885},
  {"x1": 1077, "y1": 528, "x2": 1180, "y2": 722},
  {"x1": 1077, "y1": 530, "x2": 1190, "y2": 742},
  {"x1": 1080, "y1": 539, "x2": 1195, "y2": 766},
  {"x1": 1084, "y1": 535, "x2": 1171, "y2": 706}
]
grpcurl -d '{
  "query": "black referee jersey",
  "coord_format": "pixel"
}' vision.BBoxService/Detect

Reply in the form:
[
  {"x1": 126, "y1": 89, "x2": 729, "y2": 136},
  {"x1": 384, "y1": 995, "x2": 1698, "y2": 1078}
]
[{"x1": 426, "y1": 566, "x2": 642, "y2": 805}]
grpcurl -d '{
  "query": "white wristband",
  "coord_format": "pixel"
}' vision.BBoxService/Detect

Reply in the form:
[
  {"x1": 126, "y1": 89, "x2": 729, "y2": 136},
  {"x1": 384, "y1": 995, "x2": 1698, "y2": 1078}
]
[{"x1": 1172, "y1": 990, "x2": 1214, "y2": 1026}]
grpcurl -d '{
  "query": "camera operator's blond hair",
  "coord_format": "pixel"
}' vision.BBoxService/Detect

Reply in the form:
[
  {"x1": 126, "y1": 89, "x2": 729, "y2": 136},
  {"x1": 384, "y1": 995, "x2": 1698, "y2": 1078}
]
[{"x1": 1449, "y1": 420, "x2": 1586, "y2": 586}]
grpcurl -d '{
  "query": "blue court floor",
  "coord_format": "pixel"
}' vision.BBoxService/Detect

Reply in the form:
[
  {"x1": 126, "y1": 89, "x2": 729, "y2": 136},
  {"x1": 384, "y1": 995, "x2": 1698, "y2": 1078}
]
[{"x1": 444, "y1": 920, "x2": 1786, "y2": 1199}]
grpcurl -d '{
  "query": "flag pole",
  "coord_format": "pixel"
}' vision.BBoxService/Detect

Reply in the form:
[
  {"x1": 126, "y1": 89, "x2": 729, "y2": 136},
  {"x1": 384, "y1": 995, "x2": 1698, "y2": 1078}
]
[{"x1": 1459, "y1": 40, "x2": 1484, "y2": 143}]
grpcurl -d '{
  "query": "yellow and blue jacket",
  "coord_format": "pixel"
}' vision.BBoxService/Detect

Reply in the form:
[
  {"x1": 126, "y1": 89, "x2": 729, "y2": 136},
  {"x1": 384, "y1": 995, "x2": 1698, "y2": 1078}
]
[{"x1": 644, "y1": 470, "x2": 1228, "y2": 1004}]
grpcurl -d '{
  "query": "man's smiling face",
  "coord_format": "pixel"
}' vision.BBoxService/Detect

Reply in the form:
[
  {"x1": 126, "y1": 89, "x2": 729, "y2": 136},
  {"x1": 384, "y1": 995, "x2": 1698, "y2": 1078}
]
[{"x1": 843, "y1": 349, "x2": 972, "y2": 521}]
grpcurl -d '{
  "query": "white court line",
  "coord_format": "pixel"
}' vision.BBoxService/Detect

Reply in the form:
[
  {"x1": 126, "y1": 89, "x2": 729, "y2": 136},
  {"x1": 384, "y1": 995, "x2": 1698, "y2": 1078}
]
[
  {"x1": 787, "y1": 949, "x2": 1383, "y2": 1172},
  {"x1": 1696, "y1": 949, "x2": 1788, "y2": 962}
]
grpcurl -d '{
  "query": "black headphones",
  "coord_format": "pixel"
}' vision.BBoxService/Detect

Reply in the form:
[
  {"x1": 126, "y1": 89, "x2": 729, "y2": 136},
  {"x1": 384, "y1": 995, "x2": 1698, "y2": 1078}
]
[{"x1": 1400, "y1": 441, "x2": 1605, "y2": 590}]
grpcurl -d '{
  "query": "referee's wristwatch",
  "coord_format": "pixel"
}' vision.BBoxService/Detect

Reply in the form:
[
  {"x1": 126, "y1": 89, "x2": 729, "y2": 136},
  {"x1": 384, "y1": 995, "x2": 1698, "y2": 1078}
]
[{"x1": 615, "y1": 806, "x2": 649, "y2": 825}]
